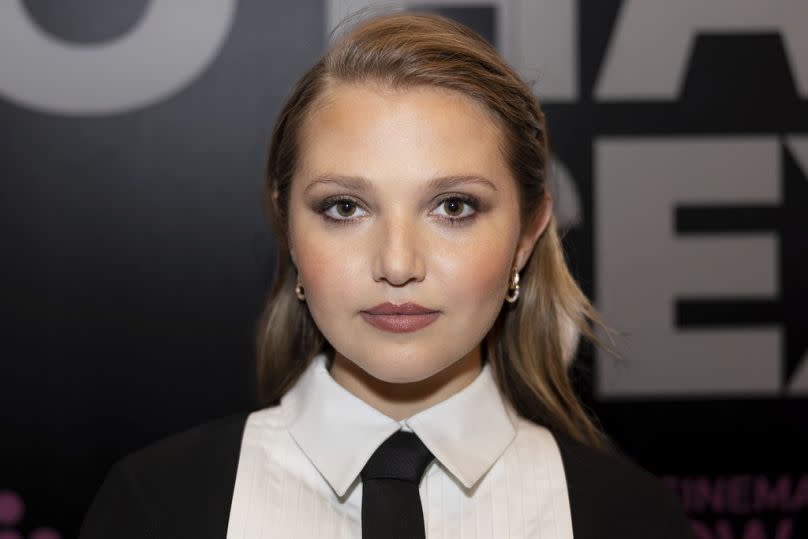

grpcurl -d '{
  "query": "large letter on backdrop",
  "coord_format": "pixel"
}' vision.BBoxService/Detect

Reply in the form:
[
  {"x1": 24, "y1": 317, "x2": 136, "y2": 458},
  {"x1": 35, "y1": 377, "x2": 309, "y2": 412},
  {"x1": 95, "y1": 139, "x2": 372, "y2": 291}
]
[
  {"x1": 595, "y1": 137, "x2": 781, "y2": 396},
  {"x1": 785, "y1": 135, "x2": 808, "y2": 395},
  {"x1": 0, "y1": 0, "x2": 237, "y2": 115},
  {"x1": 595, "y1": 0, "x2": 808, "y2": 100}
]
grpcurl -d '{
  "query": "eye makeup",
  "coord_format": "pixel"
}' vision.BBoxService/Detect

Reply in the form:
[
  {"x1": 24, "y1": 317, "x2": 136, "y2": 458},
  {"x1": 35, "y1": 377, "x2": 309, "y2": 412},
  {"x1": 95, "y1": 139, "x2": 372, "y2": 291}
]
[{"x1": 313, "y1": 193, "x2": 484, "y2": 227}]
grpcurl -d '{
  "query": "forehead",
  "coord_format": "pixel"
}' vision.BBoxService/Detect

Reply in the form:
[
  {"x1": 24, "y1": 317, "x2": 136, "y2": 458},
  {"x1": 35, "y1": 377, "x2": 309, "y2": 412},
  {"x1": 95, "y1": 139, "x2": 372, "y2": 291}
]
[{"x1": 295, "y1": 81, "x2": 511, "y2": 188}]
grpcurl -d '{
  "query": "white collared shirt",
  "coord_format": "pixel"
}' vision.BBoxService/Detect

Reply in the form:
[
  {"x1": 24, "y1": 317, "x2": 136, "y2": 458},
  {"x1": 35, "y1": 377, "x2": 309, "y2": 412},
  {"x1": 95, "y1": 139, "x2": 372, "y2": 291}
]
[{"x1": 226, "y1": 352, "x2": 574, "y2": 538}]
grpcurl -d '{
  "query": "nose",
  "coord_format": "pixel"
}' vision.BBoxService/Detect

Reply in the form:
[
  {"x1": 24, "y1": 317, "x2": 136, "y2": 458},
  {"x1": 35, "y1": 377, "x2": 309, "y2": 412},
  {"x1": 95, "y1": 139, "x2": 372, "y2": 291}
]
[{"x1": 372, "y1": 212, "x2": 426, "y2": 287}]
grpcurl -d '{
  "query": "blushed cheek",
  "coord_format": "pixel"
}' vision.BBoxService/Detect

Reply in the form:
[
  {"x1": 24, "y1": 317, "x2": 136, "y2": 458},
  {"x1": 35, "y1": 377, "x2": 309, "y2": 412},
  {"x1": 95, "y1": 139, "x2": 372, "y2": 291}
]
[
  {"x1": 292, "y1": 225, "x2": 365, "y2": 317},
  {"x1": 296, "y1": 239, "x2": 337, "y2": 294},
  {"x1": 439, "y1": 236, "x2": 513, "y2": 311}
]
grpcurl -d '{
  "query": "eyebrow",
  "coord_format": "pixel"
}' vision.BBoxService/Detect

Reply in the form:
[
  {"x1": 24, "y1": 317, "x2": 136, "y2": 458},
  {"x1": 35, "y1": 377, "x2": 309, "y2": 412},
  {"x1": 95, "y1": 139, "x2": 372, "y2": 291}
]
[{"x1": 302, "y1": 174, "x2": 499, "y2": 194}]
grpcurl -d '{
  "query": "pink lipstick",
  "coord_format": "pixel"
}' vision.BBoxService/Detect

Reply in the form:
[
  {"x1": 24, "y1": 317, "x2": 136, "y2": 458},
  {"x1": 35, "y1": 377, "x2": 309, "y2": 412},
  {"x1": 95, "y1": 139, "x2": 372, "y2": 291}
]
[{"x1": 360, "y1": 302, "x2": 440, "y2": 333}]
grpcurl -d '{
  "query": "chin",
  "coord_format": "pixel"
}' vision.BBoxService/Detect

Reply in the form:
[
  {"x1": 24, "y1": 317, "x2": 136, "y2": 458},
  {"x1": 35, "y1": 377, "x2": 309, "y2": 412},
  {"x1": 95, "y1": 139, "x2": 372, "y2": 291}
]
[
  {"x1": 360, "y1": 352, "x2": 453, "y2": 384},
  {"x1": 369, "y1": 367, "x2": 431, "y2": 384}
]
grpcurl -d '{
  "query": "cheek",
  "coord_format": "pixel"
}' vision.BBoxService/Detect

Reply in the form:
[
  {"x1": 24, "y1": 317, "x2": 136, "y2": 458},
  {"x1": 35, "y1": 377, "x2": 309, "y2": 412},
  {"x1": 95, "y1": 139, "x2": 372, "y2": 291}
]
[
  {"x1": 296, "y1": 236, "x2": 346, "y2": 288},
  {"x1": 292, "y1": 219, "x2": 517, "y2": 304},
  {"x1": 289, "y1": 217, "x2": 367, "y2": 324},
  {"x1": 437, "y1": 234, "x2": 513, "y2": 308}
]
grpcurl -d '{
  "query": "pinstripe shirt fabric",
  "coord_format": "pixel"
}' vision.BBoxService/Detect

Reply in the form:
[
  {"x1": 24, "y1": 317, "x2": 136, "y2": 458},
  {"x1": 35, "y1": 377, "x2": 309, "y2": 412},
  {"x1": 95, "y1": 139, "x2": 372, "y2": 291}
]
[{"x1": 226, "y1": 352, "x2": 574, "y2": 538}]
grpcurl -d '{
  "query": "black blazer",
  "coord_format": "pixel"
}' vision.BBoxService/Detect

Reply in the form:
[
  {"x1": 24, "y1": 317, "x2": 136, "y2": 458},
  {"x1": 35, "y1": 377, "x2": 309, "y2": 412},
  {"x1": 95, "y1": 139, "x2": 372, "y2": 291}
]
[{"x1": 79, "y1": 411, "x2": 694, "y2": 538}]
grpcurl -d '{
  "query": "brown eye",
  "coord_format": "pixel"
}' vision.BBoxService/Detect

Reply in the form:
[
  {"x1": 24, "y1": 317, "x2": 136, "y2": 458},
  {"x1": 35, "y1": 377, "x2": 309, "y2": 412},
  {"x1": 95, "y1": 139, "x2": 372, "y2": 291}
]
[
  {"x1": 322, "y1": 198, "x2": 368, "y2": 223},
  {"x1": 442, "y1": 199, "x2": 465, "y2": 217},
  {"x1": 434, "y1": 196, "x2": 477, "y2": 221},
  {"x1": 336, "y1": 201, "x2": 357, "y2": 217},
  {"x1": 432, "y1": 195, "x2": 479, "y2": 226}
]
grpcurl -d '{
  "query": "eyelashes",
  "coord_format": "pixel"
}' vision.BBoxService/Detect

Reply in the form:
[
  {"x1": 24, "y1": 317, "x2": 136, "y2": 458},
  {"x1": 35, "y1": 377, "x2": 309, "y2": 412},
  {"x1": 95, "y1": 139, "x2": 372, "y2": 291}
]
[{"x1": 315, "y1": 194, "x2": 482, "y2": 227}]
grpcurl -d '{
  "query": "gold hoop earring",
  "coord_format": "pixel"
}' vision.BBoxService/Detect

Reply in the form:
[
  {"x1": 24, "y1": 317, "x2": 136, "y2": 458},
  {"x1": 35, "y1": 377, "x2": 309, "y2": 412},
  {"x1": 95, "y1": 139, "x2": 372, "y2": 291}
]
[
  {"x1": 505, "y1": 266, "x2": 520, "y2": 303},
  {"x1": 295, "y1": 277, "x2": 305, "y2": 301}
]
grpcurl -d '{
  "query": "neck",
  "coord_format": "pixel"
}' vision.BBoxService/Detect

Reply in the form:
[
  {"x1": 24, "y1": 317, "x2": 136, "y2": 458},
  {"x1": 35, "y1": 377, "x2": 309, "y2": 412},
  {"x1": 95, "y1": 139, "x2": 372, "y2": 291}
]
[{"x1": 328, "y1": 346, "x2": 483, "y2": 421}]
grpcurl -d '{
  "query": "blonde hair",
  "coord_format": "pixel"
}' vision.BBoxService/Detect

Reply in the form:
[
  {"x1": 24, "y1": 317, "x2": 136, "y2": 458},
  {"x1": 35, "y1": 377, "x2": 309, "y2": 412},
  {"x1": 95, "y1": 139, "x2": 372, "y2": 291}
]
[{"x1": 256, "y1": 9, "x2": 619, "y2": 450}]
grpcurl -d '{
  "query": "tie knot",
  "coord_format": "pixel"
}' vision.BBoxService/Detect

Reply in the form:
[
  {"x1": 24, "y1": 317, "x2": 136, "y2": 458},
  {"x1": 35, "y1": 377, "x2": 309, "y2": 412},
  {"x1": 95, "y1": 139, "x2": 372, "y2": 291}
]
[{"x1": 360, "y1": 430, "x2": 434, "y2": 484}]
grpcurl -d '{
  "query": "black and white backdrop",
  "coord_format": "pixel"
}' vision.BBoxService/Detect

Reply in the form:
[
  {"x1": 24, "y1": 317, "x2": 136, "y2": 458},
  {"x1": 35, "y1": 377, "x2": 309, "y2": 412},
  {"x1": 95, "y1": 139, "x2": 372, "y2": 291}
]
[{"x1": 1, "y1": 1, "x2": 806, "y2": 537}]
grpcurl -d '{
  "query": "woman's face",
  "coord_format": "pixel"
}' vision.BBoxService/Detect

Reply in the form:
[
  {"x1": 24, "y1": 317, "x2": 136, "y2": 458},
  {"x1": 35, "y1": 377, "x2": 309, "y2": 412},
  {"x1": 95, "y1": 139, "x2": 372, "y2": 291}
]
[{"x1": 286, "y1": 81, "x2": 545, "y2": 384}]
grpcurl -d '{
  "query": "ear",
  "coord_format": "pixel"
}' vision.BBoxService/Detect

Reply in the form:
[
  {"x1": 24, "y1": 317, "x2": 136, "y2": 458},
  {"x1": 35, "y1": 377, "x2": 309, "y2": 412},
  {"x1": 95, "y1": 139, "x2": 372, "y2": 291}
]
[
  {"x1": 513, "y1": 191, "x2": 553, "y2": 271},
  {"x1": 289, "y1": 243, "x2": 298, "y2": 269}
]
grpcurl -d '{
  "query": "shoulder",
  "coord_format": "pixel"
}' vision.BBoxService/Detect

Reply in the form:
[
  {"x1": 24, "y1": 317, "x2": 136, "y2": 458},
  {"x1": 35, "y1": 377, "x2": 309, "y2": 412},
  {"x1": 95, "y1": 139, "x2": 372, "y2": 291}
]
[
  {"x1": 79, "y1": 410, "x2": 253, "y2": 539},
  {"x1": 123, "y1": 410, "x2": 252, "y2": 477},
  {"x1": 517, "y1": 419, "x2": 693, "y2": 539}
]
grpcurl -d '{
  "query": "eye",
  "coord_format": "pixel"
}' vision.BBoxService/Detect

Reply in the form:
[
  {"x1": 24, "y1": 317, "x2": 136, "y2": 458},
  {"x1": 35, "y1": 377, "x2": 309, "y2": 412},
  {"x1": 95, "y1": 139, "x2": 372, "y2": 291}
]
[
  {"x1": 321, "y1": 198, "x2": 368, "y2": 223},
  {"x1": 432, "y1": 195, "x2": 479, "y2": 222},
  {"x1": 317, "y1": 194, "x2": 481, "y2": 227}
]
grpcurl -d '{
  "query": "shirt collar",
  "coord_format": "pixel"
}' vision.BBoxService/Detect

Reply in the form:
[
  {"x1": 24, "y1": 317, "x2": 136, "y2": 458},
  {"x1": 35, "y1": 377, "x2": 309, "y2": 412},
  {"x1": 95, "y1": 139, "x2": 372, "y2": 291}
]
[{"x1": 281, "y1": 352, "x2": 518, "y2": 497}]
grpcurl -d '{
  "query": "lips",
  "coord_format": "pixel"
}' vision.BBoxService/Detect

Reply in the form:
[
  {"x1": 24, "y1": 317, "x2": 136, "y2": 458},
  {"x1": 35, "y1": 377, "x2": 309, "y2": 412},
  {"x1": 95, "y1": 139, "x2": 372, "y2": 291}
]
[
  {"x1": 360, "y1": 302, "x2": 440, "y2": 333},
  {"x1": 363, "y1": 302, "x2": 438, "y2": 315}
]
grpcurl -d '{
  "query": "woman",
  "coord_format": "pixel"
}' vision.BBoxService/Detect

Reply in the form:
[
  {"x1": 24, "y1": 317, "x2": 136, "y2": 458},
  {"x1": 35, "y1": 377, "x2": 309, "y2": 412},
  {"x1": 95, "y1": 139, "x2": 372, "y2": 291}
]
[{"x1": 79, "y1": 10, "x2": 693, "y2": 539}]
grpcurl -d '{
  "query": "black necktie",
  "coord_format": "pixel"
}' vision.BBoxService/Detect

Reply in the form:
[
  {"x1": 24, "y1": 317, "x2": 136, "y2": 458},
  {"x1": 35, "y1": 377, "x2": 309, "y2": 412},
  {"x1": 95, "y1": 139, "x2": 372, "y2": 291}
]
[{"x1": 360, "y1": 430, "x2": 435, "y2": 539}]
